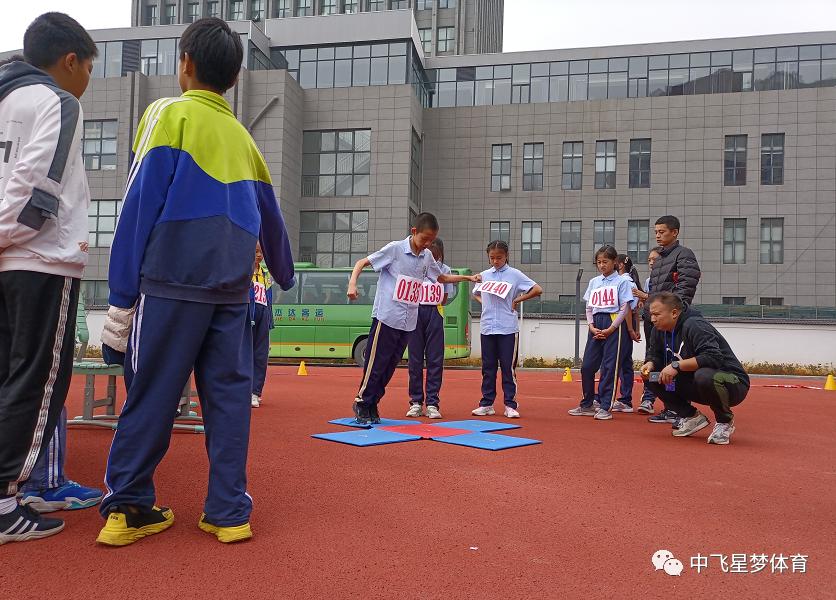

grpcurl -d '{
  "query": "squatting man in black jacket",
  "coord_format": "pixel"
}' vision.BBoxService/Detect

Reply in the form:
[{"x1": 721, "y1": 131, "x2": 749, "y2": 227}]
[{"x1": 641, "y1": 292, "x2": 750, "y2": 445}]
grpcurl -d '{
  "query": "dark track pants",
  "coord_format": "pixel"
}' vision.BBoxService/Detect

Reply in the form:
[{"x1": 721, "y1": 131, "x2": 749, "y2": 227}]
[
  {"x1": 0, "y1": 272, "x2": 78, "y2": 498},
  {"x1": 479, "y1": 333, "x2": 519, "y2": 409},
  {"x1": 581, "y1": 312, "x2": 627, "y2": 412},
  {"x1": 407, "y1": 304, "x2": 445, "y2": 406},
  {"x1": 252, "y1": 303, "x2": 271, "y2": 397},
  {"x1": 101, "y1": 295, "x2": 253, "y2": 527},
  {"x1": 647, "y1": 368, "x2": 748, "y2": 424},
  {"x1": 356, "y1": 319, "x2": 410, "y2": 408}
]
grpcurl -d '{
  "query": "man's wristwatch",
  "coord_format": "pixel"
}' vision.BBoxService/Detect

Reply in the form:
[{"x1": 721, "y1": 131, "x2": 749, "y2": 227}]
[{"x1": 670, "y1": 360, "x2": 681, "y2": 372}]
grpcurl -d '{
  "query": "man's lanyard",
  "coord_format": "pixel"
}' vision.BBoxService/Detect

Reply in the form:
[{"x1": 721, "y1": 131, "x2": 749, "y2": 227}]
[{"x1": 665, "y1": 331, "x2": 684, "y2": 364}]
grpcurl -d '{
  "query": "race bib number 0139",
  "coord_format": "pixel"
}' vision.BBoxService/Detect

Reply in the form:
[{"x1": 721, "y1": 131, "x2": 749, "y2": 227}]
[
  {"x1": 419, "y1": 282, "x2": 444, "y2": 305},
  {"x1": 393, "y1": 275, "x2": 423, "y2": 305},
  {"x1": 587, "y1": 285, "x2": 618, "y2": 309},
  {"x1": 476, "y1": 281, "x2": 512, "y2": 299}
]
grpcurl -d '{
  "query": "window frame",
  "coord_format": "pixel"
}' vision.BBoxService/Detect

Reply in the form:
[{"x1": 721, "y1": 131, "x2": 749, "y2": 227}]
[
  {"x1": 302, "y1": 129, "x2": 372, "y2": 197},
  {"x1": 760, "y1": 217, "x2": 784, "y2": 264},
  {"x1": 628, "y1": 138, "x2": 651, "y2": 188},
  {"x1": 627, "y1": 219, "x2": 650, "y2": 263},
  {"x1": 594, "y1": 140, "x2": 617, "y2": 189},
  {"x1": 561, "y1": 141, "x2": 583, "y2": 190},
  {"x1": 761, "y1": 133, "x2": 784, "y2": 185},
  {"x1": 521, "y1": 221, "x2": 543, "y2": 264},
  {"x1": 522, "y1": 142, "x2": 544, "y2": 191},
  {"x1": 489, "y1": 221, "x2": 510, "y2": 244},
  {"x1": 723, "y1": 218, "x2": 747, "y2": 264},
  {"x1": 560, "y1": 220, "x2": 582, "y2": 264},
  {"x1": 299, "y1": 210, "x2": 369, "y2": 268},
  {"x1": 724, "y1": 134, "x2": 748, "y2": 186}
]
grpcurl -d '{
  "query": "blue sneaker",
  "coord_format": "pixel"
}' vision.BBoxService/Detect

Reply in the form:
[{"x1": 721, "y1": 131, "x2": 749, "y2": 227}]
[{"x1": 20, "y1": 481, "x2": 103, "y2": 513}]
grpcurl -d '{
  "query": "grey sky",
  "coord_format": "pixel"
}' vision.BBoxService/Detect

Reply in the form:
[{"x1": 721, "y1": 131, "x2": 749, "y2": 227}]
[{"x1": 1, "y1": 0, "x2": 835, "y2": 54}]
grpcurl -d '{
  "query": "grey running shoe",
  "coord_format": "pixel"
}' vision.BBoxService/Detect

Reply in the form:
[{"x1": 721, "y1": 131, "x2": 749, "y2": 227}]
[
  {"x1": 672, "y1": 411, "x2": 710, "y2": 437},
  {"x1": 707, "y1": 421, "x2": 735, "y2": 445}
]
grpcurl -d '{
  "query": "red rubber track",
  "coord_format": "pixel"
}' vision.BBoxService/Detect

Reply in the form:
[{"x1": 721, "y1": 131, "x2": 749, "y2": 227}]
[{"x1": 3, "y1": 367, "x2": 835, "y2": 599}]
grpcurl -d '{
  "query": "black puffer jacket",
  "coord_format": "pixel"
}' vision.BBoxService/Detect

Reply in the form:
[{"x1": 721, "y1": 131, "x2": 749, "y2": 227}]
[{"x1": 647, "y1": 241, "x2": 701, "y2": 307}]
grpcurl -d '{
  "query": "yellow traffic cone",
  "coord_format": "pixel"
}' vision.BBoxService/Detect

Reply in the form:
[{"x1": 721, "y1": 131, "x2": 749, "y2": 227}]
[
  {"x1": 825, "y1": 374, "x2": 836, "y2": 391},
  {"x1": 297, "y1": 361, "x2": 308, "y2": 376},
  {"x1": 562, "y1": 367, "x2": 573, "y2": 383}
]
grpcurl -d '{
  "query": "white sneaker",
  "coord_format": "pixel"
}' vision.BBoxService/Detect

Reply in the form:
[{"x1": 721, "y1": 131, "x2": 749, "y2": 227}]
[
  {"x1": 611, "y1": 401, "x2": 634, "y2": 413},
  {"x1": 568, "y1": 406, "x2": 596, "y2": 417},
  {"x1": 504, "y1": 406, "x2": 520, "y2": 418},
  {"x1": 594, "y1": 408, "x2": 613, "y2": 420},
  {"x1": 425, "y1": 405, "x2": 442, "y2": 419},
  {"x1": 251, "y1": 394, "x2": 260, "y2": 408},
  {"x1": 672, "y1": 411, "x2": 710, "y2": 437},
  {"x1": 707, "y1": 420, "x2": 735, "y2": 445},
  {"x1": 406, "y1": 403, "x2": 423, "y2": 418},
  {"x1": 471, "y1": 405, "x2": 495, "y2": 416}
]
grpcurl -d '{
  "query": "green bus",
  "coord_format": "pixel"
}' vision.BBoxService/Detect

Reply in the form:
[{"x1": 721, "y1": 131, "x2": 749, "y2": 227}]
[{"x1": 269, "y1": 263, "x2": 473, "y2": 365}]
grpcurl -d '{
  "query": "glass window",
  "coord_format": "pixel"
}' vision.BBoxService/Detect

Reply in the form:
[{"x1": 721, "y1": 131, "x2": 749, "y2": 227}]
[
  {"x1": 410, "y1": 128, "x2": 422, "y2": 206},
  {"x1": 490, "y1": 221, "x2": 510, "y2": 244},
  {"x1": 144, "y1": 4, "x2": 158, "y2": 25},
  {"x1": 522, "y1": 143, "x2": 544, "y2": 191},
  {"x1": 302, "y1": 129, "x2": 371, "y2": 197},
  {"x1": 437, "y1": 27, "x2": 455, "y2": 53},
  {"x1": 419, "y1": 28, "x2": 432, "y2": 54},
  {"x1": 369, "y1": 0, "x2": 384, "y2": 9},
  {"x1": 491, "y1": 144, "x2": 512, "y2": 192},
  {"x1": 761, "y1": 133, "x2": 784, "y2": 185},
  {"x1": 185, "y1": 2, "x2": 200, "y2": 22},
  {"x1": 562, "y1": 141, "x2": 583, "y2": 190},
  {"x1": 760, "y1": 218, "x2": 784, "y2": 264},
  {"x1": 724, "y1": 135, "x2": 747, "y2": 186},
  {"x1": 391, "y1": 0, "x2": 409, "y2": 7},
  {"x1": 229, "y1": 0, "x2": 244, "y2": 19},
  {"x1": 88, "y1": 200, "x2": 121, "y2": 248},
  {"x1": 251, "y1": 0, "x2": 265, "y2": 19},
  {"x1": 82, "y1": 281, "x2": 110, "y2": 309},
  {"x1": 522, "y1": 221, "x2": 543, "y2": 264},
  {"x1": 320, "y1": 0, "x2": 337, "y2": 14},
  {"x1": 595, "y1": 140, "x2": 616, "y2": 189},
  {"x1": 629, "y1": 138, "x2": 651, "y2": 188},
  {"x1": 83, "y1": 120, "x2": 118, "y2": 171},
  {"x1": 722, "y1": 297, "x2": 745, "y2": 305},
  {"x1": 417, "y1": 0, "x2": 433, "y2": 8},
  {"x1": 723, "y1": 218, "x2": 746, "y2": 264},
  {"x1": 299, "y1": 211, "x2": 369, "y2": 268},
  {"x1": 157, "y1": 39, "x2": 177, "y2": 75},
  {"x1": 593, "y1": 220, "x2": 615, "y2": 254},
  {"x1": 275, "y1": 0, "x2": 292, "y2": 16},
  {"x1": 296, "y1": 0, "x2": 313, "y2": 16},
  {"x1": 627, "y1": 219, "x2": 649, "y2": 263},
  {"x1": 439, "y1": 0, "x2": 456, "y2": 7},
  {"x1": 760, "y1": 297, "x2": 783, "y2": 306},
  {"x1": 560, "y1": 221, "x2": 581, "y2": 264}
]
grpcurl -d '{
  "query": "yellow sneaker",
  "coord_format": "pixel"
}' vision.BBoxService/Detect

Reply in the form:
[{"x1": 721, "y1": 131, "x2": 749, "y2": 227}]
[
  {"x1": 198, "y1": 513, "x2": 252, "y2": 543},
  {"x1": 96, "y1": 506, "x2": 174, "y2": 546}
]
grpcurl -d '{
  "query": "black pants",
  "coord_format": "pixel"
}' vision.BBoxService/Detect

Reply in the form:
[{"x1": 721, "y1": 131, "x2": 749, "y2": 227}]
[
  {"x1": 0, "y1": 271, "x2": 79, "y2": 497},
  {"x1": 407, "y1": 304, "x2": 445, "y2": 406},
  {"x1": 647, "y1": 368, "x2": 748, "y2": 424},
  {"x1": 356, "y1": 319, "x2": 410, "y2": 407}
]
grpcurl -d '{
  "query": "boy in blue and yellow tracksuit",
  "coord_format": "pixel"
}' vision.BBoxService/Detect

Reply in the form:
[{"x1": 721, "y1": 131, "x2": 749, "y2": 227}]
[{"x1": 96, "y1": 19, "x2": 295, "y2": 546}]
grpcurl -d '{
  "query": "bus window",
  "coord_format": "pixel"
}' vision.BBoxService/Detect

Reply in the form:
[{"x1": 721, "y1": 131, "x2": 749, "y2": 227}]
[
  {"x1": 301, "y1": 271, "x2": 349, "y2": 305},
  {"x1": 272, "y1": 279, "x2": 299, "y2": 304},
  {"x1": 445, "y1": 280, "x2": 460, "y2": 304},
  {"x1": 354, "y1": 271, "x2": 378, "y2": 305}
]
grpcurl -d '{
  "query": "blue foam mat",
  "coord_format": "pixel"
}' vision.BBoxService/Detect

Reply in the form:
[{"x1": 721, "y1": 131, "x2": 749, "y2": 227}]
[
  {"x1": 432, "y1": 419, "x2": 522, "y2": 433},
  {"x1": 329, "y1": 417, "x2": 415, "y2": 429},
  {"x1": 430, "y1": 432, "x2": 541, "y2": 451},
  {"x1": 312, "y1": 429, "x2": 422, "y2": 447}
]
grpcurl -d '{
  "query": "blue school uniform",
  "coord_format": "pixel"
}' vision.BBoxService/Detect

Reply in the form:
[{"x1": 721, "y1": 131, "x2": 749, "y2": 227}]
[
  {"x1": 250, "y1": 263, "x2": 273, "y2": 397},
  {"x1": 408, "y1": 262, "x2": 455, "y2": 407},
  {"x1": 580, "y1": 272, "x2": 635, "y2": 411},
  {"x1": 475, "y1": 265, "x2": 536, "y2": 409},
  {"x1": 356, "y1": 238, "x2": 444, "y2": 409},
  {"x1": 617, "y1": 274, "x2": 640, "y2": 406}
]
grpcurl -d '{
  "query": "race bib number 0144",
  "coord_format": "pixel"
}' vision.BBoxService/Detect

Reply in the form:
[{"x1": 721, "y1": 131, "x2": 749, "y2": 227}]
[
  {"x1": 419, "y1": 282, "x2": 444, "y2": 305},
  {"x1": 477, "y1": 281, "x2": 512, "y2": 299},
  {"x1": 587, "y1": 285, "x2": 618, "y2": 309},
  {"x1": 393, "y1": 275, "x2": 423, "y2": 305}
]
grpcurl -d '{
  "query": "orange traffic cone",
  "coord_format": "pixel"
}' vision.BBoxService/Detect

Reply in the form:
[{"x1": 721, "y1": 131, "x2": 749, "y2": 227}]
[
  {"x1": 297, "y1": 361, "x2": 308, "y2": 376},
  {"x1": 562, "y1": 367, "x2": 573, "y2": 383},
  {"x1": 825, "y1": 374, "x2": 836, "y2": 391}
]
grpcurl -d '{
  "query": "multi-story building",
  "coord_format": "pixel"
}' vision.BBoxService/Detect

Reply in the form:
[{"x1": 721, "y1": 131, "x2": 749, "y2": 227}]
[{"x1": 3, "y1": 7, "x2": 835, "y2": 313}]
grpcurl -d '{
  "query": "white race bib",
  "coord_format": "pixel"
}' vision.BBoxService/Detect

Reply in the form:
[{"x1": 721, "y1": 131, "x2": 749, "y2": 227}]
[
  {"x1": 253, "y1": 282, "x2": 268, "y2": 306},
  {"x1": 419, "y1": 282, "x2": 444, "y2": 305},
  {"x1": 588, "y1": 285, "x2": 618, "y2": 309},
  {"x1": 392, "y1": 275, "x2": 423, "y2": 305},
  {"x1": 476, "y1": 280, "x2": 512, "y2": 299}
]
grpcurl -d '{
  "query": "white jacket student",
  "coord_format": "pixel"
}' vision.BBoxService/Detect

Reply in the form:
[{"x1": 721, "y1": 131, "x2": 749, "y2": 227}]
[{"x1": 0, "y1": 60, "x2": 89, "y2": 278}]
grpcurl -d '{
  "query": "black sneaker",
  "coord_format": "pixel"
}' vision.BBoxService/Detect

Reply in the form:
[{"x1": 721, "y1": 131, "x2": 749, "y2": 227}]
[
  {"x1": 648, "y1": 409, "x2": 677, "y2": 424},
  {"x1": 352, "y1": 399, "x2": 370, "y2": 425},
  {"x1": 369, "y1": 403, "x2": 381, "y2": 424},
  {"x1": 0, "y1": 503, "x2": 64, "y2": 545}
]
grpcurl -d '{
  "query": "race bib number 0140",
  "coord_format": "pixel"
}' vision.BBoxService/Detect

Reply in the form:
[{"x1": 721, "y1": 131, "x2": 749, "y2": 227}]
[
  {"x1": 476, "y1": 281, "x2": 512, "y2": 299},
  {"x1": 419, "y1": 282, "x2": 444, "y2": 305},
  {"x1": 587, "y1": 285, "x2": 618, "y2": 309},
  {"x1": 393, "y1": 275, "x2": 423, "y2": 305}
]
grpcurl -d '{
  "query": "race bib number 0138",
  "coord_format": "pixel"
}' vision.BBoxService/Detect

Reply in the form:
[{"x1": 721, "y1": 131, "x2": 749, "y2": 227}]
[
  {"x1": 419, "y1": 282, "x2": 444, "y2": 305},
  {"x1": 393, "y1": 275, "x2": 423, "y2": 305},
  {"x1": 587, "y1": 285, "x2": 618, "y2": 309},
  {"x1": 476, "y1": 281, "x2": 512, "y2": 299}
]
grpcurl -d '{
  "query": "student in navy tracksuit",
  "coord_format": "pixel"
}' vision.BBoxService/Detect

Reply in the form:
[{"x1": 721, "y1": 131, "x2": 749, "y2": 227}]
[
  {"x1": 472, "y1": 240, "x2": 542, "y2": 419},
  {"x1": 346, "y1": 213, "x2": 479, "y2": 425},
  {"x1": 611, "y1": 254, "x2": 642, "y2": 413},
  {"x1": 568, "y1": 245, "x2": 635, "y2": 420},
  {"x1": 406, "y1": 238, "x2": 455, "y2": 419},
  {"x1": 631, "y1": 247, "x2": 662, "y2": 414},
  {"x1": 250, "y1": 243, "x2": 273, "y2": 409}
]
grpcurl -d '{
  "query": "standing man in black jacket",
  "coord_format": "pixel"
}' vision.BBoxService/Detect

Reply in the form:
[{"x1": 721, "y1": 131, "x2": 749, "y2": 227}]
[
  {"x1": 641, "y1": 292, "x2": 749, "y2": 445},
  {"x1": 644, "y1": 215, "x2": 702, "y2": 423}
]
